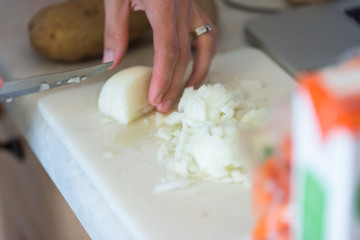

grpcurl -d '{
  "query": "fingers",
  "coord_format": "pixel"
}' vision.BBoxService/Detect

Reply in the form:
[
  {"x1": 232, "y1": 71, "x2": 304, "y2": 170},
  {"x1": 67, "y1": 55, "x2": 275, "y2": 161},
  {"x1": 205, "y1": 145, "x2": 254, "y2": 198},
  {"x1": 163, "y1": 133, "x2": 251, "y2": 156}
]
[
  {"x1": 103, "y1": 0, "x2": 131, "y2": 69},
  {"x1": 143, "y1": 1, "x2": 179, "y2": 109},
  {"x1": 151, "y1": 0, "x2": 217, "y2": 112},
  {"x1": 185, "y1": 2, "x2": 217, "y2": 88},
  {"x1": 0, "y1": 77, "x2": 3, "y2": 89},
  {"x1": 102, "y1": 0, "x2": 217, "y2": 113},
  {"x1": 185, "y1": 34, "x2": 215, "y2": 88},
  {"x1": 156, "y1": 1, "x2": 192, "y2": 113}
]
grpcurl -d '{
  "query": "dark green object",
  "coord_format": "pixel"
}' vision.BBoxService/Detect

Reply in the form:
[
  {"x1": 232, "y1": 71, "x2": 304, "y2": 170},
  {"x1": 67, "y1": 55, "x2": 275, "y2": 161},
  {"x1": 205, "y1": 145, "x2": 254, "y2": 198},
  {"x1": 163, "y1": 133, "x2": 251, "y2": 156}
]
[{"x1": 262, "y1": 146, "x2": 274, "y2": 162}]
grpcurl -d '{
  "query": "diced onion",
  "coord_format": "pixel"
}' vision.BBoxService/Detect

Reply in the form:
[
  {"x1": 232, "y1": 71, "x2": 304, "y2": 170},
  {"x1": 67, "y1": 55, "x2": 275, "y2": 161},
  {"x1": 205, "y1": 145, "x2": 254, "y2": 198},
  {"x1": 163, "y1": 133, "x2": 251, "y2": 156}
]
[{"x1": 155, "y1": 83, "x2": 268, "y2": 186}]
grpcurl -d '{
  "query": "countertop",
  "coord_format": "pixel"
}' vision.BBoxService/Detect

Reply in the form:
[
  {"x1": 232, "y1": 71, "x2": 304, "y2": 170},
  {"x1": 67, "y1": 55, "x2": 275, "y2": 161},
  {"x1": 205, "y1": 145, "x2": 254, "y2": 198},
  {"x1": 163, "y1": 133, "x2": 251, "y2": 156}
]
[{"x1": 1, "y1": 0, "x2": 291, "y2": 239}]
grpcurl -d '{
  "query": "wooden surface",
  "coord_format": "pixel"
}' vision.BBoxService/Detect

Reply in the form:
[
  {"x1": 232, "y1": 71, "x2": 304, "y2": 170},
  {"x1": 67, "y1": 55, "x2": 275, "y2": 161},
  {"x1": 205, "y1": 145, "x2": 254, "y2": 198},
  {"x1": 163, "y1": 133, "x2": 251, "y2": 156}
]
[{"x1": 0, "y1": 106, "x2": 90, "y2": 240}]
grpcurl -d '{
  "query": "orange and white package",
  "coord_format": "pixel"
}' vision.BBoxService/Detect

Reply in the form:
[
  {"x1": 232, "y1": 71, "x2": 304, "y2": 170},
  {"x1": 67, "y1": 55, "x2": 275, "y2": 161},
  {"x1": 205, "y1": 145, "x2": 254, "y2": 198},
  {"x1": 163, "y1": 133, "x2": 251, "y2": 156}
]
[
  {"x1": 291, "y1": 56, "x2": 360, "y2": 240},
  {"x1": 252, "y1": 56, "x2": 360, "y2": 240}
]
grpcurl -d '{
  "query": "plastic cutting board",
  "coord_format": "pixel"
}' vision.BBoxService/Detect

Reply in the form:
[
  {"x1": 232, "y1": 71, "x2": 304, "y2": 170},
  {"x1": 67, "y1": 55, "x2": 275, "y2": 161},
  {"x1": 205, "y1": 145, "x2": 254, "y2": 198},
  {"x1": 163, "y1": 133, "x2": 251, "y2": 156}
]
[{"x1": 38, "y1": 47, "x2": 294, "y2": 240}]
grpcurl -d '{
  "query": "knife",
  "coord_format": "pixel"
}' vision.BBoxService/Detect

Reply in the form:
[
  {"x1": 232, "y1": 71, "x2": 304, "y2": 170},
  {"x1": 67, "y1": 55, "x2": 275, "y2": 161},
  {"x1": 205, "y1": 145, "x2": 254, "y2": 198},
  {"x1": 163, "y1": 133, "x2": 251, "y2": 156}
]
[{"x1": 0, "y1": 61, "x2": 113, "y2": 102}]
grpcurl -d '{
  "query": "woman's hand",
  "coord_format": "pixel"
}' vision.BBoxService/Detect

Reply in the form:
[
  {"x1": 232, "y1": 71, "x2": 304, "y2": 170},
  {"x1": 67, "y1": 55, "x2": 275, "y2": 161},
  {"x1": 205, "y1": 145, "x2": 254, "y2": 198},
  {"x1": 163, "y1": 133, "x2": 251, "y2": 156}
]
[
  {"x1": 0, "y1": 77, "x2": 3, "y2": 90},
  {"x1": 103, "y1": 0, "x2": 217, "y2": 113}
]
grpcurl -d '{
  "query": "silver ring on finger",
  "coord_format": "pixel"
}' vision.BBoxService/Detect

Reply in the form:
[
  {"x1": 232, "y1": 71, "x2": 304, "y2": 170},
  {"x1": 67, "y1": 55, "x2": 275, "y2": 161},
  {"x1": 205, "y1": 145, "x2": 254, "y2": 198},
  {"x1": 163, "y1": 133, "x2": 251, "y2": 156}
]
[{"x1": 190, "y1": 24, "x2": 212, "y2": 40}]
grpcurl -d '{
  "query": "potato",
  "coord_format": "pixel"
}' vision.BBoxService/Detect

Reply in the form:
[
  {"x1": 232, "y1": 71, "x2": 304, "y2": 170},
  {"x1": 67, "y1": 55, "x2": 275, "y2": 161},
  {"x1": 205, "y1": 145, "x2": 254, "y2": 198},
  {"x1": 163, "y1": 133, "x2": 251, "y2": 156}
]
[
  {"x1": 28, "y1": 0, "x2": 150, "y2": 62},
  {"x1": 28, "y1": 0, "x2": 218, "y2": 62}
]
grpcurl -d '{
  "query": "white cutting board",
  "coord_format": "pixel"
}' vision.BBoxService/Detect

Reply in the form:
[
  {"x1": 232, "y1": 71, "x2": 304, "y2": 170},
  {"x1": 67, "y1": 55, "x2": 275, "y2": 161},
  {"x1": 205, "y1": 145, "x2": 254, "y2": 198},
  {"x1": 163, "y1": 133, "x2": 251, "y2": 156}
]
[{"x1": 38, "y1": 47, "x2": 294, "y2": 240}]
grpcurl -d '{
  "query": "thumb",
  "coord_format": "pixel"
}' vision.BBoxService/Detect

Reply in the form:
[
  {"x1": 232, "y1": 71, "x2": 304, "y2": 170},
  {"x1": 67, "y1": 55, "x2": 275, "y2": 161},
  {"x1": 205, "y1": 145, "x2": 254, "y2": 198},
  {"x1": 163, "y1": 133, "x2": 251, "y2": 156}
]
[{"x1": 103, "y1": 0, "x2": 131, "y2": 69}]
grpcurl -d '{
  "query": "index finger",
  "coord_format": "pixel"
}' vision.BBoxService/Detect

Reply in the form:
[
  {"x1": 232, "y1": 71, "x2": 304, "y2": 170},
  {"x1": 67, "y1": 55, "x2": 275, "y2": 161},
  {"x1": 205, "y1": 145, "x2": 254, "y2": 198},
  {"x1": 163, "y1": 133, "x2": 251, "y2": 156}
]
[{"x1": 103, "y1": 0, "x2": 130, "y2": 69}]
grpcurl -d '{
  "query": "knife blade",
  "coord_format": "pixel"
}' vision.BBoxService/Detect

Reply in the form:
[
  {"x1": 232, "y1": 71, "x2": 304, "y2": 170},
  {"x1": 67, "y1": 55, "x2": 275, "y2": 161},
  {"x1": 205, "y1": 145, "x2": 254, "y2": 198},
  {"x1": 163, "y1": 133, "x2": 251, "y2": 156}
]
[{"x1": 0, "y1": 61, "x2": 113, "y2": 102}]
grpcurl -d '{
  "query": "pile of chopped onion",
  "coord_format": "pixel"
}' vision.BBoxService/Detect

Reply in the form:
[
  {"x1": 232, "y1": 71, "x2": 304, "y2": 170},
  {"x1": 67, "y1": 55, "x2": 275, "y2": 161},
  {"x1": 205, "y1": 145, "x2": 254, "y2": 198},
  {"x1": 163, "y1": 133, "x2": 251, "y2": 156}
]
[{"x1": 155, "y1": 83, "x2": 268, "y2": 185}]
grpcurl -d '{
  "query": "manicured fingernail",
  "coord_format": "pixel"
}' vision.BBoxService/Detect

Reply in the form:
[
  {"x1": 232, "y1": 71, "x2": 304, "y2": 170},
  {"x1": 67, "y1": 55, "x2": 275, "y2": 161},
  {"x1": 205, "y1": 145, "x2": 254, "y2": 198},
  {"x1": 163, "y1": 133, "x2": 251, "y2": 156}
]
[
  {"x1": 154, "y1": 93, "x2": 163, "y2": 105},
  {"x1": 159, "y1": 100, "x2": 172, "y2": 113},
  {"x1": 103, "y1": 50, "x2": 114, "y2": 64}
]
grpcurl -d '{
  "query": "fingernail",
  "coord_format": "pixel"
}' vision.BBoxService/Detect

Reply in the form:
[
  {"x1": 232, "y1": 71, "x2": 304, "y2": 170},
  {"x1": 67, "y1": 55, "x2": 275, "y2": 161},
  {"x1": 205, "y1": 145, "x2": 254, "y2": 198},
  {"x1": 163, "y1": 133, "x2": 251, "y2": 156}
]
[
  {"x1": 154, "y1": 93, "x2": 163, "y2": 105},
  {"x1": 103, "y1": 50, "x2": 114, "y2": 63},
  {"x1": 158, "y1": 100, "x2": 172, "y2": 113}
]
